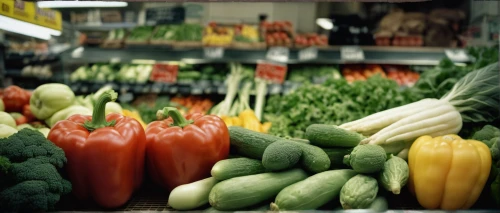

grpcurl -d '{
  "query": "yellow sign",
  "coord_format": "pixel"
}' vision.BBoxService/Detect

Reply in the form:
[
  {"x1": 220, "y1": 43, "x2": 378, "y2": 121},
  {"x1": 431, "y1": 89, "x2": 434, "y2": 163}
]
[{"x1": 0, "y1": 0, "x2": 62, "y2": 31}]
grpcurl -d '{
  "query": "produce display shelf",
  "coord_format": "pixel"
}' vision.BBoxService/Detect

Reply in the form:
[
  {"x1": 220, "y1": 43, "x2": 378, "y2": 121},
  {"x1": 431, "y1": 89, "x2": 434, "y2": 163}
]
[
  {"x1": 72, "y1": 23, "x2": 138, "y2": 31},
  {"x1": 61, "y1": 46, "x2": 464, "y2": 66},
  {"x1": 70, "y1": 81, "x2": 292, "y2": 96}
]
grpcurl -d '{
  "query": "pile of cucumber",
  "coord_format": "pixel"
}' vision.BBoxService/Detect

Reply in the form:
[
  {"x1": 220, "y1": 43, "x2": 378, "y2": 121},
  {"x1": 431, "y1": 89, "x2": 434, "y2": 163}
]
[{"x1": 167, "y1": 124, "x2": 409, "y2": 211}]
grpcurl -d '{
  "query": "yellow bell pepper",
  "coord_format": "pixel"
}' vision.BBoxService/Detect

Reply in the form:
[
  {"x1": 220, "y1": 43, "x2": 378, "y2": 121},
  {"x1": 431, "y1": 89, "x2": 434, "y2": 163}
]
[
  {"x1": 408, "y1": 134, "x2": 491, "y2": 210},
  {"x1": 232, "y1": 117, "x2": 242, "y2": 127},
  {"x1": 122, "y1": 109, "x2": 148, "y2": 129},
  {"x1": 261, "y1": 122, "x2": 272, "y2": 133},
  {"x1": 220, "y1": 115, "x2": 234, "y2": 127}
]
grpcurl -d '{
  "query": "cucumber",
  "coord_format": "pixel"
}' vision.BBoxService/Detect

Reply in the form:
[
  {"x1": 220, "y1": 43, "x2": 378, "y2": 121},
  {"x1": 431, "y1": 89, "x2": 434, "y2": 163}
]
[
  {"x1": 211, "y1": 157, "x2": 267, "y2": 181},
  {"x1": 168, "y1": 177, "x2": 217, "y2": 210},
  {"x1": 305, "y1": 124, "x2": 365, "y2": 148},
  {"x1": 262, "y1": 140, "x2": 302, "y2": 171},
  {"x1": 271, "y1": 169, "x2": 357, "y2": 211},
  {"x1": 323, "y1": 148, "x2": 353, "y2": 169},
  {"x1": 208, "y1": 168, "x2": 308, "y2": 211},
  {"x1": 288, "y1": 140, "x2": 331, "y2": 173},
  {"x1": 228, "y1": 126, "x2": 281, "y2": 159}
]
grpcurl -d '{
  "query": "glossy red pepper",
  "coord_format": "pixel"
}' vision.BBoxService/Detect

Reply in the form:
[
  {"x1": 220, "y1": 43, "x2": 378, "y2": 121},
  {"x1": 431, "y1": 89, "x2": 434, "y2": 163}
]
[
  {"x1": 145, "y1": 107, "x2": 230, "y2": 190},
  {"x1": 2, "y1": 85, "x2": 31, "y2": 112},
  {"x1": 48, "y1": 90, "x2": 145, "y2": 208}
]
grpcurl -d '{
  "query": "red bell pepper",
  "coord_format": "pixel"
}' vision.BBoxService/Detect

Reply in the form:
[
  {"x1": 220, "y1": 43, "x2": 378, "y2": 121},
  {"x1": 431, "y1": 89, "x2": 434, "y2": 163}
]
[
  {"x1": 47, "y1": 90, "x2": 146, "y2": 208},
  {"x1": 145, "y1": 107, "x2": 230, "y2": 190},
  {"x1": 2, "y1": 85, "x2": 31, "y2": 112}
]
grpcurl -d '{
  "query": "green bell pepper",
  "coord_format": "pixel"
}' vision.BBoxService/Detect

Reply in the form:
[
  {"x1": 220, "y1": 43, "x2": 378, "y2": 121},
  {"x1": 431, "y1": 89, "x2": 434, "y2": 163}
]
[
  {"x1": 105, "y1": 102, "x2": 123, "y2": 115},
  {"x1": 0, "y1": 99, "x2": 4, "y2": 111},
  {"x1": 0, "y1": 124, "x2": 18, "y2": 138},
  {"x1": 46, "y1": 105, "x2": 92, "y2": 127},
  {"x1": 0, "y1": 111, "x2": 16, "y2": 128},
  {"x1": 30, "y1": 83, "x2": 76, "y2": 120},
  {"x1": 17, "y1": 123, "x2": 35, "y2": 130}
]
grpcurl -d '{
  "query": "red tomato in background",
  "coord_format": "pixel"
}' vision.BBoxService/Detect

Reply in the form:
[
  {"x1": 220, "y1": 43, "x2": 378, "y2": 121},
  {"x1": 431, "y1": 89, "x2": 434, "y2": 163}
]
[{"x1": 2, "y1": 85, "x2": 31, "y2": 112}]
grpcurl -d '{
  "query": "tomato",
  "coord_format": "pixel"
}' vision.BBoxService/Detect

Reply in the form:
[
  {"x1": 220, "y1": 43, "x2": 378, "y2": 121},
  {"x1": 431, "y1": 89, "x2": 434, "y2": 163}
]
[{"x1": 2, "y1": 85, "x2": 31, "y2": 112}]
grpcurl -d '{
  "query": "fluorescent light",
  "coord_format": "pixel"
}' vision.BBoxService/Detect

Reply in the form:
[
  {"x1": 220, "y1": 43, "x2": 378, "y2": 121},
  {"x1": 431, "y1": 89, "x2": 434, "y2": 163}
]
[
  {"x1": 38, "y1": 1, "x2": 128, "y2": 8},
  {"x1": 316, "y1": 18, "x2": 333, "y2": 30},
  {"x1": 0, "y1": 15, "x2": 56, "y2": 40}
]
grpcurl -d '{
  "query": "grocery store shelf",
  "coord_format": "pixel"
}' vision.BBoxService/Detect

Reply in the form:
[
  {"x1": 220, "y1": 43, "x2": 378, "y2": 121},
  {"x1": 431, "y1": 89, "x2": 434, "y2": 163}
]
[
  {"x1": 62, "y1": 46, "x2": 467, "y2": 66},
  {"x1": 69, "y1": 81, "x2": 296, "y2": 95},
  {"x1": 73, "y1": 22, "x2": 138, "y2": 31}
]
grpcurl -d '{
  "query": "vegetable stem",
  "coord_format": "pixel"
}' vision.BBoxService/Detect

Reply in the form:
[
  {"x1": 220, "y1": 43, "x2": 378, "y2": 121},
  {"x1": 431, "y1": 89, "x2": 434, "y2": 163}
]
[
  {"x1": 83, "y1": 90, "x2": 117, "y2": 131},
  {"x1": 157, "y1": 107, "x2": 193, "y2": 128}
]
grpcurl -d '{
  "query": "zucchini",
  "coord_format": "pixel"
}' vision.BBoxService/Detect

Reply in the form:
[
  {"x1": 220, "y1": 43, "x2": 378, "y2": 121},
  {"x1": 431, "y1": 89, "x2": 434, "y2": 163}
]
[
  {"x1": 211, "y1": 157, "x2": 267, "y2": 181},
  {"x1": 288, "y1": 140, "x2": 331, "y2": 173},
  {"x1": 168, "y1": 177, "x2": 217, "y2": 210},
  {"x1": 323, "y1": 147, "x2": 353, "y2": 169},
  {"x1": 379, "y1": 155, "x2": 409, "y2": 194},
  {"x1": 305, "y1": 124, "x2": 365, "y2": 148},
  {"x1": 228, "y1": 126, "x2": 281, "y2": 159},
  {"x1": 208, "y1": 168, "x2": 308, "y2": 211},
  {"x1": 262, "y1": 140, "x2": 302, "y2": 171},
  {"x1": 271, "y1": 169, "x2": 357, "y2": 210}
]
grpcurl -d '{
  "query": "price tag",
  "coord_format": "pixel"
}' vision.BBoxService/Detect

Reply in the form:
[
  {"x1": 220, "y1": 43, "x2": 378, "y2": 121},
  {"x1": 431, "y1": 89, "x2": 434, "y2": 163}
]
[
  {"x1": 217, "y1": 86, "x2": 226, "y2": 94},
  {"x1": 191, "y1": 87, "x2": 203, "y2": 95},
  {"x1": 204, "y1": 47, "x2": 224, "y2": 59},
  {"x1": 142, "y1": 85, "x2": 151, "y2": 93},
  {"x1": 150, "y1": 63, "x2": 179, "y2": 83},
  {"x1": 81, "y1": 85, "x2": 88, "y2": 93},
  {"x1": 269, "y1": 84, "x2": 282, "y2": 94},
  {"x1": 151, "y1": 83, "x2": 162, "y2": 93},
  {"x1": 255, "y1": 62, "x2": 288, "y2": 84},
  {"x1": 169, "y1": 87, "x2": 178, "y2": 94},
  {"x1": 266, "y1": 47, "x2": 289, "y2": 63},
  {"x1": 341, "y1": 46, "x2": 365, "y2": 61},
  {"x1": 298, "y1": 47, "x2": 318, "y2": 61},
  {"x1": 445, "y1": 49, "x2": 469, "y2": 62},
  {"x1": 118, "y1": 93, "x2": 134, "y2": 103}
]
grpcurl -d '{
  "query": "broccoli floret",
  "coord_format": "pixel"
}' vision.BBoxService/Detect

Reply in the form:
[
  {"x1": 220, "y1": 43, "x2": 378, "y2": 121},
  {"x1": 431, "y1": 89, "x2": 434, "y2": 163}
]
[
  {"x1": 472, "y1": 125, "x2": 500, "y2": 144},
  {"x1": 491, "y1": 137, "x2": 500, "y2": 161},
  {"x1": 0, "y1": 129, "x2": 72, "y2": 212},
  {"x1": 0, "y1": 129, "x2": 66, "y2": 168}
]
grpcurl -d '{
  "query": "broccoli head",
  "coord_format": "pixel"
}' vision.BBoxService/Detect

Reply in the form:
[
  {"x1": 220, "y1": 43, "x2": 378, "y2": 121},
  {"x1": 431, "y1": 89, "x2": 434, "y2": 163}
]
[
  {"x1": 472, "y1": 125, "x2": 500, "y2": 144},
  {"x1": 491, "y1": 137, "x2": 500, "y2": 161},
  {"x1": 0, "y1": 128, "x2": 66, "y2": 168},
  {"x1": 0, "y1": 129, "x2": 72, "y2": 212}
]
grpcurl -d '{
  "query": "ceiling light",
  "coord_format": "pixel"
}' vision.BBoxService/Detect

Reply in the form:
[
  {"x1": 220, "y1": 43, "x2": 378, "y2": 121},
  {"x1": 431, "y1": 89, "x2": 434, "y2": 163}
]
[
  {"x1": 0, "y1": 15, "x2": 55, "y2": 40},
  {"x1": 37, "y1": 1, "x2": 128, "y2": 8},
  {"x1": 316, "y1": 18, "x2": 334, "y2": 30}
]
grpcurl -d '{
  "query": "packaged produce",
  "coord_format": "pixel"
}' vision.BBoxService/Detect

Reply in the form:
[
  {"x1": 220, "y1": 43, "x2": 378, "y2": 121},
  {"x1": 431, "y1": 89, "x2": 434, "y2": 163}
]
[
  {"x1": 145, "y1": 107, "x2": 230, "y2": 190},
  {"x1": 2, "y1": 85, "x2": 31, "y2": 112},
  {"x1": 0, "y1": 129, "x2": 72, "y2": 212},
  {"x1": 47, "y1": 90, "x2": 146, "y2": 208},
  {"x1": 261, "y1": 21, "x2": 293, "y2": 47},
  {"x1": 203, "y1": 22, "x2": 234, "y2": 47},
  {"x1": 30, "y1": 83, "x2": 75, "y2": 120},
  {"x1": 408, "y1": 134, "x2": 492, "y2": 210}
]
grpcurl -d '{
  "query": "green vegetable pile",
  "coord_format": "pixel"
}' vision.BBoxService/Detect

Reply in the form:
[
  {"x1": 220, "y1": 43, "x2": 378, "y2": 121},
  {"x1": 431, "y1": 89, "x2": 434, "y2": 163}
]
[
  {"x1": 151, "y1": 24, "x2": 203, "y2": 42},
  {"x1": 0, "y1": 129, "x2": 72, "y2": 212},
  {"x1": 287, "y1": 66, "x2": 342, "y2": 84},
  {"x1": 264, "y1": 75, "x2": 418, "y2": 138}
]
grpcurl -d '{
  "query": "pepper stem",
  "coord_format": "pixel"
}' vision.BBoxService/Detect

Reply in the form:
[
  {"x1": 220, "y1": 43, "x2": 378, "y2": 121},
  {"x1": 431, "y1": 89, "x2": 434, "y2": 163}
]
[
  {"x1": 83, "y1": 90, "x2": 118, "y2": 131},
  {"x1": 156, "y1": 107, "x2": 192, "y2": 128}
]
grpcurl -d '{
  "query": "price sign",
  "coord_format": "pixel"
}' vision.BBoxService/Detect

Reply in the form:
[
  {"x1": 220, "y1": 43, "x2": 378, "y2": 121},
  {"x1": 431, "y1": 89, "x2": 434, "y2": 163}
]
[
  {"x1": 266, "y1": 47, "x2": 289, "y2": 63},
  {"x1": 298, "y1": 47, "x2": 318, "y2": 61},
  {"x1": 445, "y1": 49, "x2": 469, "y2": 62},
  {"x1": 204, "y1": 47, "x2": 224, "y2": 59},
  {"x1": 151, "y1": 83, "x2": 163, "y2": 93},
  {"x1": 255, "y1": 62, "x2": 288, "y2": 84},
  {"x1": 341, "y1": 46, "x2": 365, "y2": 61},
  {"x1": 149, "y1": 63, "x2": 179, "y2": 83}
]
